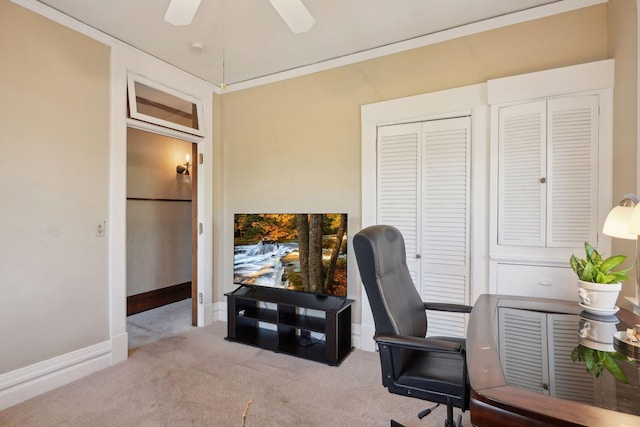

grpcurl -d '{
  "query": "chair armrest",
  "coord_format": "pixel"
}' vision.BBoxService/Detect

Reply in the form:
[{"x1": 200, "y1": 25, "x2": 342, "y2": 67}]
[
  {"x1": 374, "y1": 333, "x2": 461, "y2": 353},
  {"x1": 423, "y1": 302, "x2": 473, "y2": 313}
]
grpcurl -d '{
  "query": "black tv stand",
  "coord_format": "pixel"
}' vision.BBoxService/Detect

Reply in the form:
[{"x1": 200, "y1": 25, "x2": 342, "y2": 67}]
[{"x1": 225, "y1": 286, "x2": 354, "y2": 365}]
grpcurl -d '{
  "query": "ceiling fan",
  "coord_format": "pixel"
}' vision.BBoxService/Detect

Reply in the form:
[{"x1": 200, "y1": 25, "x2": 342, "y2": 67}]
[{"x1": 164, "y1": 0, "x2": 316, "y2": 33}]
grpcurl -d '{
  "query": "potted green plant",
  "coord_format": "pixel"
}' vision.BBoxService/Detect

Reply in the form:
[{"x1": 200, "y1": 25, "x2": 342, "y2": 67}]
[{"x1": 569, "y1": 242, "x2": 630, "y2": 313}]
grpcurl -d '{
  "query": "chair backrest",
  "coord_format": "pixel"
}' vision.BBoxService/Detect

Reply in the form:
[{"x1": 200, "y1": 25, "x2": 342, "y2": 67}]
[{"x1": 353, "y1": 225, "x2": 427, "y2": 338}]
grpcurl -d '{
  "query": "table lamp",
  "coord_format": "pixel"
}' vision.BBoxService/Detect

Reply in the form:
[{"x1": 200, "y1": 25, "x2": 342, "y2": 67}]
[
  {"x1": 603, "y1": 194, "x2": 639, "y2": 313},
  {"x1": 628, "y1": 200, "x2": 640, "y2": 311}
]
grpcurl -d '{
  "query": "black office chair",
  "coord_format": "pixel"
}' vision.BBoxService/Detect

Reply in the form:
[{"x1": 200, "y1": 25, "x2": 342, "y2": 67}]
[{"x1": 353, "y1": 225, "x2": 472, "y2": 427}]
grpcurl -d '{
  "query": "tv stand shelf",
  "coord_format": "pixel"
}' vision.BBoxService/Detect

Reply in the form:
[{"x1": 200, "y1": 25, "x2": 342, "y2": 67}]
[{"x1": 225, "y1": 286, "x2": 354, "y2": 365}]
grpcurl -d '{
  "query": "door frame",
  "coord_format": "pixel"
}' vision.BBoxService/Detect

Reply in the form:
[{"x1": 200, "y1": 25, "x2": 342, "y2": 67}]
[
  {"x1": 109, "y1": 44, "x2": 214, "y2": 363},
  {"x1": 359, "y1": 83, "x2": 488, "y2": 351}
]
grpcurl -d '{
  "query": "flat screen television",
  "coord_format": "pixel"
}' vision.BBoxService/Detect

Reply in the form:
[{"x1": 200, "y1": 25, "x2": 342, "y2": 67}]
[{"x1": 234, "y1": 213, "x2": 347, "y2": 298}]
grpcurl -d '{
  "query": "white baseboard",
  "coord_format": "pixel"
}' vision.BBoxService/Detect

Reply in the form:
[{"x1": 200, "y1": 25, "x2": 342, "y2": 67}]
[
  {"x1": 203, "y1": 302, "x2": 215, "y2": 325},
  {"x1": 351, "y1": 323, "x2": 363, "y2": 350},
  {"x1": 0, "y1": 340, "x2": 112, "y2": 411},
  {"x1": 110, "y1": 332, "x2": 128, "y2": 364},
  {"x1": 212, "y1": 300, "x2": 227, "y2": 322},
  {"x1": 359, "y1": 323, "x2": 376, "y2": 352}
]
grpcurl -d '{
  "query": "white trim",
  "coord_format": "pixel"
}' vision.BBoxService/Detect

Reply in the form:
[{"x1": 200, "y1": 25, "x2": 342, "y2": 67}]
[
  {"x1": 109, "y1": 48, "x2": 129, "y2": 365},
  {"x1": 487, "y1": 59, "x2": 615, "y2": 104},
  {"x1": 127, "y1": 72, "x2": 206, "y2": 137},
  {"x1": 12, "y1": 0, "x2": 607, "y2": 93},
  {"x1": 10, "y1": 0, "x2": 214, "y2": 90},
  {"x1": 126, "y1": 119, "x2": 203, "y2": 144},
  {"x1": 212, "y1": 300, "x2": 227, "y2": 323},
  {"x1": 0, "y1": 341, "x2": 112, "y2": 411},
  {"x1": 360, "y1": 84, "x2": 489, "y2": 350},
  {"x1": 222, "y1": 0, "x2": 606, "y2": 92},
  {"x1": 487, "y1": 62, "x2": 614, "y2": 294},
  {"x1": 10, "y1": 0, "x2": 115, "y2": 45},
  {"x1": 350, "y1": 322, "x2": 362, "y2": 351},
  {"x1": 487, "y1": 62, "x2": 614, "y2": 266},
  {"x1": 110, "y1": 44, "x2": 215, "y2": 338}
]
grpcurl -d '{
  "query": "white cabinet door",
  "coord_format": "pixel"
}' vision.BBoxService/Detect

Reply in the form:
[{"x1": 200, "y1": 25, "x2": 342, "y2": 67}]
[
  {"x1": 377, "y1": 117, "x2": 471, "y2": 338},
  {"x1": 496, "y1": 95, "x2": 599, "y2": 250},
  {"x1": 498, "y1": 100, "x2": 546, "y2": 247},
  {"x1": 546, "y1": 95, "x2": 599, "y2": 247}
]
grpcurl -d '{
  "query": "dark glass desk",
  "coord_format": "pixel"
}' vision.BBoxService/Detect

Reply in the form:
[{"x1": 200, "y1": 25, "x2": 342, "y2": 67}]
[{"x1": 467, "y1": 294, "x2": 640, "y2": 426}]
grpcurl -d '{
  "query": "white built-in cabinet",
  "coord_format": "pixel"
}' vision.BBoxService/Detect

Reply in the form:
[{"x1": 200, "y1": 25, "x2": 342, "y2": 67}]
[
  {"x1": 377, "y1": 117, "x2": 470, "y2": 337},
  {"x1": 489, "y1": 60, "x2": 614, "y2": 299}
]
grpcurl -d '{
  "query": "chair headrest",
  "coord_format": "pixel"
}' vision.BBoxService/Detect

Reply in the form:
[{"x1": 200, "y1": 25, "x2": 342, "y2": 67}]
[{"x1": 354, "y1": 225, "x2": 406, "y2": 276}]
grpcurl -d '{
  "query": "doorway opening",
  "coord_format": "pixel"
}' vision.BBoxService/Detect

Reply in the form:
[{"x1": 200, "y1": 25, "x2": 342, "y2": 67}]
[{"x1": 125, "y1": 127, "x2": 198, "y2": 349}]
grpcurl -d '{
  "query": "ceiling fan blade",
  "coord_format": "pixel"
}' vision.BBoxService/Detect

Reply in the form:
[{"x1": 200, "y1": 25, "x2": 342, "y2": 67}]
[
  {"x1": 164, "y1": 0, "x2": 202, "y2": 26},
  {"x1": 269, "y1": 0, "x2": 315, "y2": 34}
]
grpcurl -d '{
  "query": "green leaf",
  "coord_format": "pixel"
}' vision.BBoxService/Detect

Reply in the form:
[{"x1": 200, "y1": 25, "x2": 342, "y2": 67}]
[
  {"x1": 602, "y1": 354, "x2": 629, "y2": 384},
  {"x1": 585, "y1": 242, "x2": 596, "y2": 261},
  {"x1": 570, "y1": 255, "x2": 583, "y2": 277},
  {"x1": 606, "y1": 271, "x2": 630, "y2": 283},
  {"x1": 583, "y1": 347, "x2": 595, "y2": 371},
  {"x1": 609, "y1": 351, "x2": 629, "y2": 361},
  {"x1": 600, "y1": 255, "x2": 627, "y2": 273},
  {"x1": 594, "y1": 270, "x2": 606, "y2": 283},
  {"x1": 580, "y1": 262, "x2": 594, "y2": 281},
  {"x1": 570, "y1": 346, "x2": 580, "y2": 362}
]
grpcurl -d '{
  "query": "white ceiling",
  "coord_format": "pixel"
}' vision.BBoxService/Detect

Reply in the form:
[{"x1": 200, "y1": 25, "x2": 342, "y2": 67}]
[{"x1": 35, "y1": 0, "x2": 582, "y2": 88}]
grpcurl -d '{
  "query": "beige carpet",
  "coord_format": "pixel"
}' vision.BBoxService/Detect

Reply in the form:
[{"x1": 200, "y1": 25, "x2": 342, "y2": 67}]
[
  {"x1": 127, "y1": 299, "x2": 195, "y2": 350},
  {"x1": 0, "y1": 322, "x2": 470, "y2": 426}
]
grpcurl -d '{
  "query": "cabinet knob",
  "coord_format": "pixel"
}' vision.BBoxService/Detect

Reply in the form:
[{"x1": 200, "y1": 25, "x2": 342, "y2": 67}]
[
  {"x1": 539, "y1": 177, "x2": 546, "y2": 184},
  {"x1": 416, "y1": 254, "x2": 421, "y2": 259}
]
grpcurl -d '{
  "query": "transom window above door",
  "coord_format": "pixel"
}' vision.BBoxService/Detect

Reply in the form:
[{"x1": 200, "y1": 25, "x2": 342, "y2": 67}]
[{"x1": 127, "y1": 72, "x2": 204, "y2": 137}]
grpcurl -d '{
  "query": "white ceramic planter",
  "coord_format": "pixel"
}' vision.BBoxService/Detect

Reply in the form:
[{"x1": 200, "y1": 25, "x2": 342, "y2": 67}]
[{"x1": 577, "y1": 279, "x2": 621, "y2": 311}]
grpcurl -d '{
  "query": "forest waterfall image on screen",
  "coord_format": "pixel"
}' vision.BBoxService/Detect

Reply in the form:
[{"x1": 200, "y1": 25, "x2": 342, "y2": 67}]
[{"x1": 233, "y1": 214, "x2": 348, "y2": 297}]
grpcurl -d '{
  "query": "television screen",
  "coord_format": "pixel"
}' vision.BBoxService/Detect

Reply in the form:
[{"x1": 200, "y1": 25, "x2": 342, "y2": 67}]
[{"x1": 234, "y1": 213, "x2": 347, "y2": 297}]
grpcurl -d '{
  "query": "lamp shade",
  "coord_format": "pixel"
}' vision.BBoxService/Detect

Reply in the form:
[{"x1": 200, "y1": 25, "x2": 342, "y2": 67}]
[
  {"x1": 603, "y1": 205, "x2": 637, "y2": 240},
  {"x1": 630, "y1": 204, "x2": 640, "y2": 235}
]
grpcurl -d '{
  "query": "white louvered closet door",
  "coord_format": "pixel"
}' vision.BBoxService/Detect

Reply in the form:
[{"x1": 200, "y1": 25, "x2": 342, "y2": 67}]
[
  {"x1": 377, "y1": 123, "x2": 421, "y2": 286},
  {"x1": 498, "y1": 100, "x2": 546, "y2": 247},
  {"x1": 497, "y1": 96, "x2": 599, "y2": 249},
  {"x1": 420, "y1": 117, "x2": 470, "y2": 338},
  {"x1": 377, "y1": 117, "x2": 470, "y2": 338},
  {"x1": 547, "y1": 95, "x2": 599, "y2": 247}
]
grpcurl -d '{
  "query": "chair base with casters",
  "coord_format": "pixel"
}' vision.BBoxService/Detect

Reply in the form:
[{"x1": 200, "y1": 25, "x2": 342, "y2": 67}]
[{"x1": 353, "y1": 225, "x2": 472, "y2": 427}]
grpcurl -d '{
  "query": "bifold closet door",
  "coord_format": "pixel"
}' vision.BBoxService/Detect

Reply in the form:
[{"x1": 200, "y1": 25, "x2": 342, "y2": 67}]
[{"x1": 377, "y1": 117, "x2": 470, "y2": 338}]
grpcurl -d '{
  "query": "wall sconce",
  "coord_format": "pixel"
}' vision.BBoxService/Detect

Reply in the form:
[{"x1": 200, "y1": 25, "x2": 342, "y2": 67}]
[
  {"x1": 176, "y1": 154, "x2": 190, "y2": 176},
  {"x1": 603, "y1": 193, "x2": 639, "y2": 314}
]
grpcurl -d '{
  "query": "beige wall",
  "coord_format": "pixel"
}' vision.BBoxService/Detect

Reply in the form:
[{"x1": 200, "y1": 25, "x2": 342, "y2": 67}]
[
  {"x1": 217, "y1": 4, "x2": 626, "y2": 317},
  {"x1": 0, "y1": 1, "x2": 110, "y2": 373},
  {"x1": 126, "y1": 128, "x2": 192, "y2": 296},
  {"x1": 609, "y1": 0, "x2": 638, "y2": 301}
]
